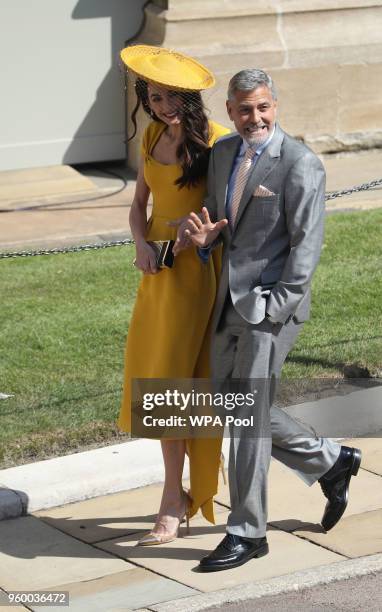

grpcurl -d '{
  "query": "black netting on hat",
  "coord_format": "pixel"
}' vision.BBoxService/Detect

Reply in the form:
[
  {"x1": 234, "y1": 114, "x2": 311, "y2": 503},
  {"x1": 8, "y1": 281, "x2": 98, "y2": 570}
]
[{"x1": 131, "y1": 77, "x2": 209, "y2": 131}]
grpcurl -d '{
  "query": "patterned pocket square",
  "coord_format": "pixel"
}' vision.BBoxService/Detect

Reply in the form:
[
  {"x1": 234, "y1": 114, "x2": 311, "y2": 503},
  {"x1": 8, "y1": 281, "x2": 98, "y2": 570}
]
[{"x1": 254, "y1": 185, "x2": 276, "y2": 197}]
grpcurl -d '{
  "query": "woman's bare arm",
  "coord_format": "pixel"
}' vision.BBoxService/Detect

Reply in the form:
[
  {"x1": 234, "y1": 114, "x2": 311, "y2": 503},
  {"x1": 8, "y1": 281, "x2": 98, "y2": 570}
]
[{"x1": 129, "y1": 157, "x2": 158, "y2": 274}]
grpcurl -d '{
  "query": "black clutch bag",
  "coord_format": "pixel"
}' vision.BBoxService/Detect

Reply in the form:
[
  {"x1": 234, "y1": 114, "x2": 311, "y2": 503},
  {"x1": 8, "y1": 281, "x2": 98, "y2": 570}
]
[{"x1": 148, "y1": 240, "x2": 175, "y2": 269}]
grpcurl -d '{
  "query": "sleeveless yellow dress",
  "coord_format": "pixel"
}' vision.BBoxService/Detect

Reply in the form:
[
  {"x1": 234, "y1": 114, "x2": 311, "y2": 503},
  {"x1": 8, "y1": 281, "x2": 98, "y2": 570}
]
[{"x1": 118, "y1": 119, "x2": 230, "y2": 523}]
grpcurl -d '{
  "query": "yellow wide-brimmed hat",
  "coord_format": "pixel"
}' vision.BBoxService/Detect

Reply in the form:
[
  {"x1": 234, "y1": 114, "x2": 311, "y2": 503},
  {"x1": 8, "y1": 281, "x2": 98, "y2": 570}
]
[{"x1": 120, "y1": 44, "x2": 215, "y2": 91}]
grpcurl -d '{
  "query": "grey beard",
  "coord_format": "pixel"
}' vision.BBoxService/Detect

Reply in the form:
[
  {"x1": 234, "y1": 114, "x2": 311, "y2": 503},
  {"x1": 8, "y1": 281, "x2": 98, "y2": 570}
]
[{"x1": 244, "y1": 134, "x2": 268, "y2": 146}]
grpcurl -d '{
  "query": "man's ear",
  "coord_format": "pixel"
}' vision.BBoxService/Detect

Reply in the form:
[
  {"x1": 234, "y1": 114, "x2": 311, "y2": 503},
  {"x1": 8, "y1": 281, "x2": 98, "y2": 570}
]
[{"x1": 226, "y1": 100, "x2": 233, "y2": 121}]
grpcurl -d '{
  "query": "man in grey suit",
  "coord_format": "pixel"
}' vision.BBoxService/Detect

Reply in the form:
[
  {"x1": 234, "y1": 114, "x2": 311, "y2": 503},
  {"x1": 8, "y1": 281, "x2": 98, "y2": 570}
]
[{"x1": 174, "y1": 69, "x2": 361, "y2": 572}]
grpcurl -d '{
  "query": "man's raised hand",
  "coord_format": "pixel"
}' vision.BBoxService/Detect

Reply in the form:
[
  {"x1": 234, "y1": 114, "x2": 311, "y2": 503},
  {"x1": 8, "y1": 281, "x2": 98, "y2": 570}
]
[{"x1": 172, "y1": 207, "x2": 228, "y2": 256}]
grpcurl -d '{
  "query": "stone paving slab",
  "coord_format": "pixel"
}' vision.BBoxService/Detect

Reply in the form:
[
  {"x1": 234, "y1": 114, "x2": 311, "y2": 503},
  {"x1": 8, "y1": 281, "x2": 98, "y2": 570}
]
[
  {"x1": 216, "y1": 457, "x2": 382, "y2": 532},
  {"x1": 28, "y1": 569, "x2": 197, "y2": 612},
  {"x1": 78, "y1": 163, "x2": 136, "y2": 191},
  {"x1": 0, "y1": 203, "x2": 132, "y2": 252},
  {"x1": 0, "y1": 516, "x2": 130, "y2": 591},
  {"x1": 295, "y1": 509, "x2": 382, "y2": 558},
  {"x1": 34, "y1": 483, "x2": 165, "y2": 544},
  {"x1": 344, "y1": 437, "x2": 382, "y2": 476},
  {"x1": 323, "y1": 149, "x2": 382, "y2": 192},
  {"x1": 34, "y1": 485, "x2": 226, "y2": 545},
  {"x1": 96, "y1": 510, "x2": 344, "y2": 593},
  {"x1": 322, "y1": 149, "x2": 382, "y2": 211},
  {"x1": 0, "y1": 165, "x2": 96, "y2": 205}
]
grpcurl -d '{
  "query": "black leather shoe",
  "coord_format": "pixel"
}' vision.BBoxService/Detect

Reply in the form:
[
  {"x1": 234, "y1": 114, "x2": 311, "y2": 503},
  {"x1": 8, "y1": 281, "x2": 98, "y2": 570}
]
[
  {"x1": 198, "y1": 533, "x2": 269, "y2": 572},
  {"x1": 319, "y1": 446, "x2": 362, "y2": 531}
]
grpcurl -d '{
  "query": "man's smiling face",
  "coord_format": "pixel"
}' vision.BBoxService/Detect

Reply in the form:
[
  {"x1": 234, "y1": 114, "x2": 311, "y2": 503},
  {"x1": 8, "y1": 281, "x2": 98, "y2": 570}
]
[{"x1": 226, "y1": 85, "x2": 277, "y2": 146}]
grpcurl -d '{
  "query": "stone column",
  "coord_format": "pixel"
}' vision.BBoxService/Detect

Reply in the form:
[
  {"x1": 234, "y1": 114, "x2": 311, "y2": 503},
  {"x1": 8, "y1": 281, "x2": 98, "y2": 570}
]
[{"x1": 126, "y1": 0, "x2": 382, "y2": 169}]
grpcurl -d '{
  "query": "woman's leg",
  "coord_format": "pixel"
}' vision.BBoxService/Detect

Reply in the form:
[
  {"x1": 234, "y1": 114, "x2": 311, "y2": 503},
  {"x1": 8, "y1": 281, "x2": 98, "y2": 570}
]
[{"x1": 153, "y1": 439, "x2": 187, "y2": 535}]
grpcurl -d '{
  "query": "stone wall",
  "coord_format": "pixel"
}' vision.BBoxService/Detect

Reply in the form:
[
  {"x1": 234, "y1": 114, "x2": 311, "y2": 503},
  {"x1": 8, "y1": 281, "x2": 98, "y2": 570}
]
[{"x1": 126, "y1": 0, "x2": 382, "y2": 170}]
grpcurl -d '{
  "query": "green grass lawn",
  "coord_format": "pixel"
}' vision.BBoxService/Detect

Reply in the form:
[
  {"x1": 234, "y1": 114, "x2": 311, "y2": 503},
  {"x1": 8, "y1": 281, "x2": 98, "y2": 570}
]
[{"x1": 0, "y1": 209, "x2": 381, "y2": 467}]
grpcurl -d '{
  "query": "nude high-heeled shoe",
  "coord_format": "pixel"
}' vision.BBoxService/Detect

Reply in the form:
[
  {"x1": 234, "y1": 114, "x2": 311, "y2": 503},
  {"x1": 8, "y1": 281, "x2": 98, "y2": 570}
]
[{"x1": 137, "y1": 491, "x2": 191, "y2": 546}]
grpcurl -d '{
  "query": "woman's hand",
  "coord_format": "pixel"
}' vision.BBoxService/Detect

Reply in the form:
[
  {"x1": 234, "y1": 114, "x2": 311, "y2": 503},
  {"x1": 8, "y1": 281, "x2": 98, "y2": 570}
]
[{"x1": 134, "y1": 240, "x2": 158, "y2": 274}]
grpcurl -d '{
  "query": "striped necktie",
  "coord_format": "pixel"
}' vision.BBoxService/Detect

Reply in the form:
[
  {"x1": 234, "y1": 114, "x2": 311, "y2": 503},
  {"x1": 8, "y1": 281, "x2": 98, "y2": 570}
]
[{"x1": 230, "y1": 146, "x2": 257, "y2": 228}]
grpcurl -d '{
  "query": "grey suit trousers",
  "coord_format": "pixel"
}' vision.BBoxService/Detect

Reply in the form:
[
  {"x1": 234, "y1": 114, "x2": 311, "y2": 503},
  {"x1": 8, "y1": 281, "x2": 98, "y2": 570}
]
[{"x1": 212, "y1": 296, "x2": 341, "y2": 539}]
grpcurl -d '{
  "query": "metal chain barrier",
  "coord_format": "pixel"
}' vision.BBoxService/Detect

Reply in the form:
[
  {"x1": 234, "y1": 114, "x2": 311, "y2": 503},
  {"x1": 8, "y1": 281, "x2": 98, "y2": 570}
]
[
  {"x1": 0, "y1": 239, "x2": 135, "y2": 259},
  {"x1": 1, "y1": 178, "x2": 381, "y2": 260},
  {"x1": 325, "y1": 177, "x2": 382, "y2": 201}
]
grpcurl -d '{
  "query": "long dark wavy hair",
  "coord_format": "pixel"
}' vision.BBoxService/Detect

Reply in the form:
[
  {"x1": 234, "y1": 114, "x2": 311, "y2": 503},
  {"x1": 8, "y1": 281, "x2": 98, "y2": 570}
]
[{"x1": 129, "y1": 78, "x2": 211, "y2": 189}]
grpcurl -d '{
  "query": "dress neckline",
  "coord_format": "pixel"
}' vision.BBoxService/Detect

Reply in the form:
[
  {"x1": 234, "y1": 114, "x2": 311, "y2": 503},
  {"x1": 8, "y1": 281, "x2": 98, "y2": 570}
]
[{"x1": 148, "y1": 123, "x2": 181, "y2": 167}]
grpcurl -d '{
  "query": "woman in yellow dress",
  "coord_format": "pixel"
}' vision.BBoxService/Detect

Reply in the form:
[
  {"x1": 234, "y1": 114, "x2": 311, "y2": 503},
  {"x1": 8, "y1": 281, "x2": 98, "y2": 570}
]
[{"x1": 118, "y1": 45, "x2": 229, "y2": 545}]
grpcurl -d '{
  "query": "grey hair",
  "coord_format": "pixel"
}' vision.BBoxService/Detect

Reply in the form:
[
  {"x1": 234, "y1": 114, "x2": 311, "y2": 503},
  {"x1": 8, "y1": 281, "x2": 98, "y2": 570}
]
[{"x1": 227, "y1": 69, "x2": 277, "y2": 101}]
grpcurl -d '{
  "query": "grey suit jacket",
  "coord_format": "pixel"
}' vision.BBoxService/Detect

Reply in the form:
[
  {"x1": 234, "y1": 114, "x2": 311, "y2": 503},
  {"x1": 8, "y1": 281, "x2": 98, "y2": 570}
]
[{"x1": 205, "y1": 123, "x2": 326, "y2": 331}]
